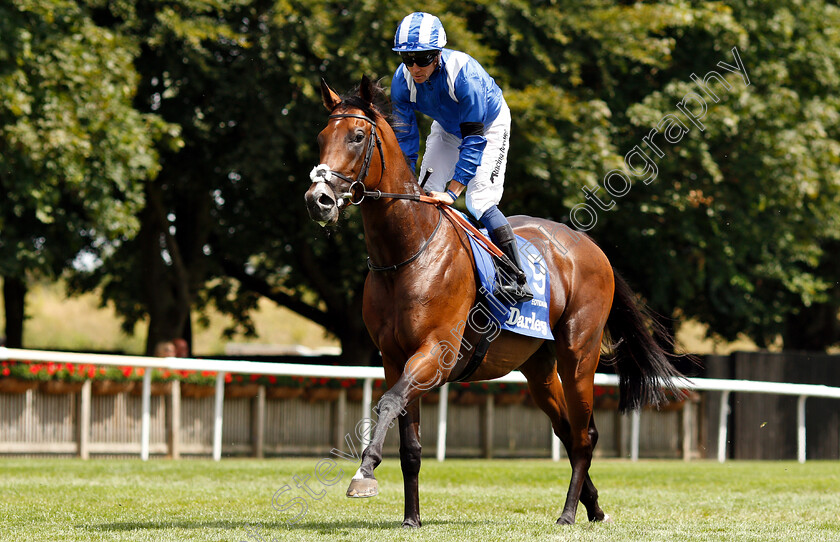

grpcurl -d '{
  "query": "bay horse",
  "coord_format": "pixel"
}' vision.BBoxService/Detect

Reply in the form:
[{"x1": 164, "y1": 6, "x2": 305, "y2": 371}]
[{"x1": 304, "y1": 76, "x2": 684, "y2": 527}]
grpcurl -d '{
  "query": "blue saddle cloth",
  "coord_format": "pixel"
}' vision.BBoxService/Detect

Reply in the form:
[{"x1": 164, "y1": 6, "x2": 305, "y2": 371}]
[{"x1": 466, "y1": 224, "x2": 553, "y2": 341}]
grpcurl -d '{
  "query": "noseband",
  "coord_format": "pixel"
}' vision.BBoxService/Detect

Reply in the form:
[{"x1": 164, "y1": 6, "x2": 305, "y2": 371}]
[{"x1": 310, "y1": 113, "x2": 386, "y2": 205}]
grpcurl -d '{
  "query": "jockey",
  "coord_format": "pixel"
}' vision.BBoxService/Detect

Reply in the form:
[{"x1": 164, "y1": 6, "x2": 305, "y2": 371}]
[{"x1": 390, "y1": 12, "x2": 533, "y2": 303}]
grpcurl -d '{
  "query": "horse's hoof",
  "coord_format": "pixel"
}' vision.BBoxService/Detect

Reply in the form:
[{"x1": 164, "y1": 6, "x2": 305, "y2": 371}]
[
  {"x1": 402, "y1": 519, "x2": 421, "y2": 529},
  {"x1": 555, "y1": 515, "x2": 575, "y2": 525},
  {"x1": 588, "y1": 511, "x2": 612, "y2": 523},
  {"x1": 346, "y1": 478, "x2": 379, "y2": 498}
]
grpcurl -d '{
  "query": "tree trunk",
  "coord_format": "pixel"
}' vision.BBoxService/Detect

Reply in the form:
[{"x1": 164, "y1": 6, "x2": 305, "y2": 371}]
[
  {"x1": 140, "y1": 182, "x2": 193, "y2": 356},
  {"x1": 2, "y1": 276, "x2": 26, "y2": 348},
  {"x1": 338, "y1": 331, "x2": 379, "y2": 367}
]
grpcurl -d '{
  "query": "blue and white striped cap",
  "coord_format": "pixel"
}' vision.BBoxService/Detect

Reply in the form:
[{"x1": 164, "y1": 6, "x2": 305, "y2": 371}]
[{"x1": 392, "y1": 12, "x2": 447, "y2": 52}]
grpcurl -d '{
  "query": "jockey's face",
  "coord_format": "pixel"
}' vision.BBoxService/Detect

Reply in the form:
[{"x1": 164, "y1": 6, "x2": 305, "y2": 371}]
[{"x1": 402, "y1": 51, "x2": 439, "y2": 84}]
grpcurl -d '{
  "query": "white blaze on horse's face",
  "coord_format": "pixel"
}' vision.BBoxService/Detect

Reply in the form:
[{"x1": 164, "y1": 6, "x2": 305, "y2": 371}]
[{"x1": 305, "y1": 163, "x2": 349, "y2": 227}]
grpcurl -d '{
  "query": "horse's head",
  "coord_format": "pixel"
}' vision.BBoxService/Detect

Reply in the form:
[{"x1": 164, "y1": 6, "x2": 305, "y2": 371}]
[{"x1": 305, "y1": 76, "x2": 385, "y2": 226}]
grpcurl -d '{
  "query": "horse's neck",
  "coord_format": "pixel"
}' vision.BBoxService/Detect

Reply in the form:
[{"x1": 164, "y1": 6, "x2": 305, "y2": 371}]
[{"x1": 360, "y1": 165, "x2": 439, "y2": 268}]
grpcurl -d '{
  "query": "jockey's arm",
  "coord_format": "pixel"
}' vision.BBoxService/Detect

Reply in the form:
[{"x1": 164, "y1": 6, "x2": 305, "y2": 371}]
[
  {"x1": 390, "y1": 70, "x2": 420, "y2": 169},
  {"x1": 427, "y1": 180, "x2": 465, "y2": 206}
]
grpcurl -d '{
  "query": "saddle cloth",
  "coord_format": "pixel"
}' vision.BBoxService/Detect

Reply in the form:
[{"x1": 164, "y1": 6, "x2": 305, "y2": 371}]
[{"x1": 465, "y1": 225, "x2": 553, "y2": 341}]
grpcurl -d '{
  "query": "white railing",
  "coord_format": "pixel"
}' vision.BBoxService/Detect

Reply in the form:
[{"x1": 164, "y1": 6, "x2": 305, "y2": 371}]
[{"x1": 2, "y1": 347, "x2": 839, "y2": 463}]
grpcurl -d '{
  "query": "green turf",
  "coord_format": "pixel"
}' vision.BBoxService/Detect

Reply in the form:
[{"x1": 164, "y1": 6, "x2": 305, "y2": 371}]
[{"x1": 1, "y1": 457, "x2": 838, "y2": 541}]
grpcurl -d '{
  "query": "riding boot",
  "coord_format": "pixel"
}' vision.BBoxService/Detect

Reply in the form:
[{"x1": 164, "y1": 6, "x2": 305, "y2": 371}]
[{"x1": 490, "y1": 224, "x2": 534, "y2": 303}]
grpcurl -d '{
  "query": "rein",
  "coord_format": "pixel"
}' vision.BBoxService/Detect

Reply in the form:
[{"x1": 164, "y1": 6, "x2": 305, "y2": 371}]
[
  {"x1": 365, "y1": 197, "x2": 517, "y2": 272},
  {"x1": 367, "y1": 207, "x2": 444, "y2": 272}
]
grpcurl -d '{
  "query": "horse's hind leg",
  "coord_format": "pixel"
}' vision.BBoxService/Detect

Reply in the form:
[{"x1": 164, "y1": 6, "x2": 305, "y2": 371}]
[
  {"x1": 581, "y1": 417, "x2": 608, "y2": 521},
  {"x1": 553, "y1": 338, "x2": 605, "y2": 525},
  {"x1": 520, "y1": 349, "x2": 608, "y2": 524}
]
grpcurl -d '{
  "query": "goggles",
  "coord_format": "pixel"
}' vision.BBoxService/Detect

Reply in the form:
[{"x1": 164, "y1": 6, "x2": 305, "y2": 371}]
[{"x1": 399, "y1": 51, "x2": 438, "y2": 68}]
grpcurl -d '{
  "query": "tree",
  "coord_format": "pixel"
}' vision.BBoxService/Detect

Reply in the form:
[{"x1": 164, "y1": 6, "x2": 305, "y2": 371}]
[
  {"x1": 468, "y1": 0, "x2": 840, "y2": 350},
  {"x1": 598, "y1": 0, "x2": 840, "y2": 349},
  {"x1": 74, "y1": 0, "x2": 417, "y2": 361},
  {"x1": 203, "y1": 0, "x2": 398, "y2": 363},
  {"x1": 68, "y1": 0, "x2": 840, "y2": 357},
  {"x1": 0, "y1": 0, "x2": 169, "y2": 347},
  {"x1": 68, "y1": 0, "x2": 250, "y2": 355}
]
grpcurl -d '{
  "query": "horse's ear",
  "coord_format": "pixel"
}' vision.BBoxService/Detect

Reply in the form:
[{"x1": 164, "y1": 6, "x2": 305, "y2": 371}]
[
  {"x1": 359, "y1": 75, "x2": 375, "y2": 105},
  {"x1": 320, "y1": 78, "x2": 341, "y2": 111}
]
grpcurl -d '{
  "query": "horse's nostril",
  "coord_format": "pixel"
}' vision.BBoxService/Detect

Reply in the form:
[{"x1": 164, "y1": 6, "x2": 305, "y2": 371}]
[{"x1": 318, "y1": 194, "x2": 335, "y2": 208}]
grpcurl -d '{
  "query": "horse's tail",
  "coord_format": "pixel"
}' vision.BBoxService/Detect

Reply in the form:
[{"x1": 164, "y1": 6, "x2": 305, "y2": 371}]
[{"x1": 606, "y1": 268, "x2": 687, "y2": 413}]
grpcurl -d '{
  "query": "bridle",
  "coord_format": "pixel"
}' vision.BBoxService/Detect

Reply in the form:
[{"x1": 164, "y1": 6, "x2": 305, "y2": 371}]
[
  {"x1": 310, "y1": 112, "x2": 387, "y2": 205},
  {"x1": 311, "y1": 112, "x2": 440, "y2": 206}
]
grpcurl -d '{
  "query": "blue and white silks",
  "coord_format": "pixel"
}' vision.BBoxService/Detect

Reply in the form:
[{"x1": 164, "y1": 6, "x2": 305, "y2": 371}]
[{"x1": 390, "y1": 49, "x2": 505, "y2": 187}]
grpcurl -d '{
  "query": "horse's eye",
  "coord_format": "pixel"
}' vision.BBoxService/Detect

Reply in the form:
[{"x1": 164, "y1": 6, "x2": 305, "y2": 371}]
[{"x1": 354, "y1": 132, "x2": 365, "y2": 143}]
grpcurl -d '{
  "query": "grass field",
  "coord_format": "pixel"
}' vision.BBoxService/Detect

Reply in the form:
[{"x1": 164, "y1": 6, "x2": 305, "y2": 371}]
[{"x1": 1, "y1": 458, "x2": 838, "y2": 542}]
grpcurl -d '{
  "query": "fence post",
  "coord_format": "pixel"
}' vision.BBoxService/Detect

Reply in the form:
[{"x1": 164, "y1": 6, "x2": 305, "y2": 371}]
[
  {"x1": 78, "y1": 380, "x2": 91, "y2": 460},
  {"x1": 614, "y1": 409, "x2": 623, "y2": 458},
  {"x1": 213, "y1": 372, "x2": 225, "y2": 461},
  {"x1": 481, "y1": 393, "x2": 494, "y2": 459},
  {"x1": 630, "y1": 409, "x2": 641, "y2": 461},
  {"x1": 681, "y1": 397, "x2": 695, "y2": 461},
  {"x1": 797, "y1": 395, "x2": 807, "y2": 463},
  {"x1": 168, "y1": 380, "x2": 181, "y2": 459},
  {"x1": 436, "y1": 382, "x2": 449, "y2": 461},
  {"x1": 717, "y1": 390, "x2": 731, "y2": 463},
  {"x1": 141, "y1": 369, "x2": 152, "y2": 461},
  {"x1": 551, "y1": 431, "x2": 561, "y2": 462},
  {"x1": 334, "y1": 388, "x2": 347, "y2": 452},
  {"x1": 362, "y1": 378, "x2": 373, "y2": 450},
  {"x1": 253, "y1": 385, "x2": 265, "y2": 459}
]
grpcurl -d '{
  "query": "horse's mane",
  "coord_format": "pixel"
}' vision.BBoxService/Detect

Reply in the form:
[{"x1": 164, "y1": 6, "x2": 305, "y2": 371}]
[
  {"x1": 338, "y1": 78, "x2": 393, "y2": 124},
  {"x1": 338, "y1": 77, "x2": 415, "y2": 175}
]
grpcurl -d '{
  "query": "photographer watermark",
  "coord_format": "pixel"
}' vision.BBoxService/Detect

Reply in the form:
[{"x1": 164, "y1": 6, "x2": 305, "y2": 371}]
[
  {"x1": 241, "y1": 301, "x2": 509, "y2": 539},
  {"x1": 241, "y1": 213, "x2": 603, "y2": 539},
  {"x1": 570, "y1": 46, "x2": 750, "y2": 231}
]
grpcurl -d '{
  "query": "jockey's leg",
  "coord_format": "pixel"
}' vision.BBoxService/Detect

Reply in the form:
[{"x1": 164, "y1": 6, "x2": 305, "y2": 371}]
[{"x1": 480, "y1": 205, "x2": 534, "y2": 303}]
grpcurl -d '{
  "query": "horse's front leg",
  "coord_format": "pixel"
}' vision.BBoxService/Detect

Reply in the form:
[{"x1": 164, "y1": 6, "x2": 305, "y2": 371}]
[
  {"x1": 398, "y1": 400, "x2": 422, "y2": 528},
  {"x1": 346, "y1": 352, "x2": 440, "y2": 505}
]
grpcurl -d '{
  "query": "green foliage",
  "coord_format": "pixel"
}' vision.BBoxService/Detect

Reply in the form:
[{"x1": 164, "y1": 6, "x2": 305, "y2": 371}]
[
  {"x1": 0, "y1": 0, "x2": 170, "y2": 280},
  {"x1": 598, "y1": 0, "x2": 840, "y2": 346},
  {"x1": 481, "y1": 0, "x2": 840, "y2": 348},
  {"x1": 5, "y1": 0, "x2": 840, "y2": 353}
]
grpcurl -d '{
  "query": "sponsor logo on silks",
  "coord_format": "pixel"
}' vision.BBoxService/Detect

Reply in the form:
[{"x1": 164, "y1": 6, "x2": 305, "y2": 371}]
[
  {"x1": 489, "y1": 128, "x2": 508, "y2": 184},
  {"x1": 504, "y1": 307, "x2": 549, "y2": 336}
]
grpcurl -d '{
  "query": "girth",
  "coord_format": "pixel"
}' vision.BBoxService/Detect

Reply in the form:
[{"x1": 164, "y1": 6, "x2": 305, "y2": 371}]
[{"x1": 450, "y1": 285, "x2": 497, "y2": 383}]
